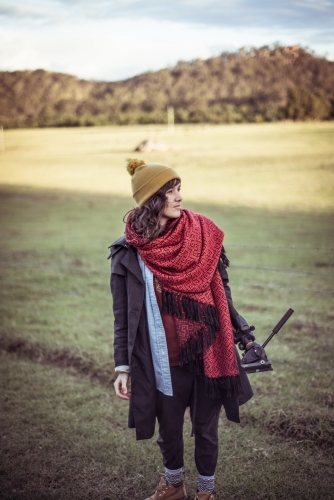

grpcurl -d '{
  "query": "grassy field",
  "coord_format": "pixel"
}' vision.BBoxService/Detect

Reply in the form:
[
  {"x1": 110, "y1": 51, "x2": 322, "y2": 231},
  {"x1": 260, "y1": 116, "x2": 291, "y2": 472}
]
[
  {"x1": 1, "y1": 123, "x2": 334, "y2": 499},
  {"x1": 1, "y1": 122, "x2": 334, "y2": 212}
]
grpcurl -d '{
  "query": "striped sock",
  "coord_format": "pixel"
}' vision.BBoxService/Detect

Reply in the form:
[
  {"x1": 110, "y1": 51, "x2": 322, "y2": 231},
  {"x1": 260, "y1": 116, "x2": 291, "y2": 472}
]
[
  {"x1": 197, "y1": 474, "x2": 215, "y2": 493},
  {"x1": 165, "y1": 467, "x2": 183, "y2": 487}
]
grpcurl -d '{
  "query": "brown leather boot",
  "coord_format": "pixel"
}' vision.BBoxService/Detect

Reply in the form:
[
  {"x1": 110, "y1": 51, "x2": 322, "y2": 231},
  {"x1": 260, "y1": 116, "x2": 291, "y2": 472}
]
[
  {"x1": 194, "y1": 492, "x2": 215, "y2": 500},
  {"x1": 144, "y1": 477, "x2": 187, "y2": 500}
]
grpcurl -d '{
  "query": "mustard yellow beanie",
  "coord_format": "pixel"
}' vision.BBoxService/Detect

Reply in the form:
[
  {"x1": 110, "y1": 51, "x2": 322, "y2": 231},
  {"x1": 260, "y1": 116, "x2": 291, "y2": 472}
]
[{"x1": 126, "y1": 158, "x2": 181, "y2": 206}]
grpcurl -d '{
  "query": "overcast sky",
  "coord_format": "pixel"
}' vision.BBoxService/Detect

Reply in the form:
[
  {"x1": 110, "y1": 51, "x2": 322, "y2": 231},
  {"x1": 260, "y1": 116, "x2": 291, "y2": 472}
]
[{"x1": 1, "y1": 0, "x2": 333, "y2": 81}]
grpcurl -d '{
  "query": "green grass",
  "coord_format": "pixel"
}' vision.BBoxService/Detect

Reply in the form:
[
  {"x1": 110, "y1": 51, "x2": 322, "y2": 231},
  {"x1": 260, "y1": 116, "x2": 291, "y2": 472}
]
[
  {"x1": 1, "y1": 123, "x2": 334, "y2": 499},
  {"x1": 1, "y1": 356, "x2": 333, "y2": 500}
]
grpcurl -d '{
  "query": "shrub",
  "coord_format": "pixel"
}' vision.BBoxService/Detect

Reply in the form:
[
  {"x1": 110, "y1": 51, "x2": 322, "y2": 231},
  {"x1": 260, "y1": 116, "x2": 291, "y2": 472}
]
[{"x1": 286, "y1": 87, "x2": 331, "y2": 120}]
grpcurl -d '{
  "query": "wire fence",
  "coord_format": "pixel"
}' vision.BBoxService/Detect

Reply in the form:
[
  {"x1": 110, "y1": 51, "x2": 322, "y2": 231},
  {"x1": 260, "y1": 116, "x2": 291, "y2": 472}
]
[
  {"x1": 1, "y1": 241, "x2": 333, "y2": 374},
  {"x1": 293, "y1": 321, "x2": 334, "y2": 331},
  {"x1": 269, "y1": 357, "x2": 332, "y2": 371},
  {"x1": 230, "y1": 282, "x2": 334, "y2": 295},
  {"x1": 1, "y1": 243, "x2": 334, "y2": 251},
  {"x1": 1, "y1": 279, "x2": 333, "y2": 296},
  {"x1": 1, "y1": 260, "x2": 334, "y2": 280},
  {"x1": 1, "y1": 244, "x2": 334, "y2": 296},
  {"x1": 227, "y1": 244, "x2": 334, "y2": 252},
  {"x1": 232, "y1": 265, "x2": 334, "y2": 277}
]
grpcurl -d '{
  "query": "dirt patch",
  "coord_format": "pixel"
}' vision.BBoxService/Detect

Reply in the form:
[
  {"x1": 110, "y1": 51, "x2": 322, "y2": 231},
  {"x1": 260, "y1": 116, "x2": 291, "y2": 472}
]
[
  {"x1": 241, "y1": 304, "x2": 268, "y2": 312},
  {"x1": 292, "y1": 322, "x2": 332, "y2": 338},
  {"x1": 265, "y1": 405, "x2": 334, "y2": 449},
  {"x1": 69, "y1": 258, "x2": 84, "y2": 267},
  {"x1": 0, "y1": 188, "x2": 60, "y2": 203},
  {"x1": 1, "y1": 335, "x2": 115, "y2": 385}
]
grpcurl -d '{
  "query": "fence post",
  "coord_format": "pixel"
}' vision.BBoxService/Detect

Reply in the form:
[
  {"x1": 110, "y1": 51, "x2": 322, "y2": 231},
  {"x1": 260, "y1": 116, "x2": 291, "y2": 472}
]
[
  {"x1": 167, "y1": 106, "x2": 174, "y2": 131},
  {"x1": 0, "y1": 125, "x2": 4, "y2": 153}
]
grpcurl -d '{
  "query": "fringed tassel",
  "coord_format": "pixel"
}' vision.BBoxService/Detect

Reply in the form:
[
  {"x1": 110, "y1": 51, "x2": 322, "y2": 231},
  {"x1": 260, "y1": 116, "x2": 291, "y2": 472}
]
[
  {"x1": 204, "y1": 374, "x2": 242, "y2": 399},
  {"x1": 162, "y1": 290, "x2": 183, "y2": 318},
  {"x1": 204, "y1": 305, "x2": 220, "y2": 331},
  {"x1": 179, "y1": 325, "x2": 219, "y2": 374},
  {"x1": 162, "y1": 290, "x2": 220, "y2": 331},
  {"x1": 182, "y1": 296, "x2": 202, "y2": 322},
  {"x1": 180, "y1": 328, "x2": 204, "y2": 360},
  {"x1": 180, "y1": 353, "x2": 203, "y2": 375}
]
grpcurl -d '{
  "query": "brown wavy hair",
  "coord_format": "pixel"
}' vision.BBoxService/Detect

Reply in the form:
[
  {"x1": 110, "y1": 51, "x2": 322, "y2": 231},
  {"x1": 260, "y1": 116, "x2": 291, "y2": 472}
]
[{"x1": 125, "y1": 178, "x2": 180, "y2": 240}]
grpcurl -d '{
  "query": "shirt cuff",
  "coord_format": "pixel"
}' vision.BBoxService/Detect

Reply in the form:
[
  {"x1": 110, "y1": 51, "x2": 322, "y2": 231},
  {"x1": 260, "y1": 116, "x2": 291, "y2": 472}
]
[{"x1": 115, "y1": 365, "x2": 130, "y2": 373}]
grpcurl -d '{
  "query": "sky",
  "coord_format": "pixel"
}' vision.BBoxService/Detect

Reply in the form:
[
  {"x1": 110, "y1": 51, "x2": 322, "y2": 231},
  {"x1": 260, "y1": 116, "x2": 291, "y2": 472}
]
[{"x1": 0, "y1": 0, "x2": 333, "y2": 81}]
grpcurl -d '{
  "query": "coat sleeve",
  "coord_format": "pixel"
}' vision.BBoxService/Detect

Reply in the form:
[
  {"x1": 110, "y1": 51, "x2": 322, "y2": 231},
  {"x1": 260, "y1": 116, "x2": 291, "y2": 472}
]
[
  {"x1": 218, "y1": 248, "x2": 233, "y2": 306},
  {"x1": 219, "y1": 247, "x2": 254, "y2": 405},
  {"x1": 218, "y1": 247, "x2": 251, "y2": 335},
  {"x1": 110, "y1": 249, "x2": 129, "y2": 368}
]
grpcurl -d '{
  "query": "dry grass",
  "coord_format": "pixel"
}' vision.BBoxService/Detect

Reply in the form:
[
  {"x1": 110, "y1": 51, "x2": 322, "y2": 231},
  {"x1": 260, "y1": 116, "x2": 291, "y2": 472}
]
[
  {"x1": 1, "y1": 123, "x2": 334, "y2": 499},
  {"x1": 265, "y1": 405, "x2": 334, "y2": 448},
  {"x1": 1, "y1": 122, "x2": 334, "y2": 213}
]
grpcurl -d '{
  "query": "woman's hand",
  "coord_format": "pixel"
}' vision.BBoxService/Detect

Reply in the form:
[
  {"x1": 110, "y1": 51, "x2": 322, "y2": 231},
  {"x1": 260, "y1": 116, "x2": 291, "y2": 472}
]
[{"x1": 114, "y1": 372, "x2": 131, "y2": 400}]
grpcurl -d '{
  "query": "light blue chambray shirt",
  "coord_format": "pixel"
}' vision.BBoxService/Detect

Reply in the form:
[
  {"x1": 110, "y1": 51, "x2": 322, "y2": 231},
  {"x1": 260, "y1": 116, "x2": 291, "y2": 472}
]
[{"x1": 137, "y1": 253, "x2": 173, "y2": 396}]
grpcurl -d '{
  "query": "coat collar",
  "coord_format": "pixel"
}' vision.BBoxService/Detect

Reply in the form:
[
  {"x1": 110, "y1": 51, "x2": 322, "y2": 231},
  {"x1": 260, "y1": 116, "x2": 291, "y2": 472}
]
[
  {"x1": 121, "y1": 245, "x2": 144, "y2": 284},
  {"x1": 109, "y1": 235, "x2": 144, "y2": 284},
  {"x1": 109, "y1": 235, "x2": 127, "y2": 257}
]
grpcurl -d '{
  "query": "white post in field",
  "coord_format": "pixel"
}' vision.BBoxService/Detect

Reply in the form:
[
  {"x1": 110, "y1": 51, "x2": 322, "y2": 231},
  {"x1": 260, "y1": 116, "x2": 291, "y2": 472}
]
[
  {"x1": 0, "y1": 126, "x2": 4, "y2": 153},
  {"x1": 167, "y1": 106, "x2": 174, "y2": 131}
]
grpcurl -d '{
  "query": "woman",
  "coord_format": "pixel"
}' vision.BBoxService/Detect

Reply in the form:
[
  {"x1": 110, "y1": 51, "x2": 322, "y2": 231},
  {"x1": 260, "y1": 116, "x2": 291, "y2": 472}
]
[{"x1": 109, "y1": 159, "x2": 253, "y2": 500}]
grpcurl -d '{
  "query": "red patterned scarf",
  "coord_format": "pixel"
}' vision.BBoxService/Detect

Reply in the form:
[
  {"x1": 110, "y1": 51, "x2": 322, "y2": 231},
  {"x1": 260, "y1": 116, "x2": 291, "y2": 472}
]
[{"x1": 125, "y1": 209, "x2": 241, "y2": 398}]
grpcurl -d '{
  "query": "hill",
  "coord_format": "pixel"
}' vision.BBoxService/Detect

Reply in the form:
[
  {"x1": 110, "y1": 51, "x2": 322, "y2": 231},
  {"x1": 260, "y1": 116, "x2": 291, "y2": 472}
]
[{"x1": 1, "y1": 45, "x2": 334, "y2": 128}]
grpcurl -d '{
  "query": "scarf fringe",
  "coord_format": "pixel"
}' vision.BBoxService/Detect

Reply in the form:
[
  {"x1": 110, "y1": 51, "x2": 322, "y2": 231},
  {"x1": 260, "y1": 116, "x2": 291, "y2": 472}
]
[
  {"x1": 179, "y1": 327, "x2": 206, "y2": 375},
  {"x1": 179, "y1": 330, "x2": 243, "y2": 398},
  {"x1": 205, "y1": 374, "x2": 242, "y2": 399},
  {"x1": 162, "y1": 290, "x2": 220, "y2": 332},
  {"x1": 179, "y1": 325, "x2": 216, "y2": 368}
]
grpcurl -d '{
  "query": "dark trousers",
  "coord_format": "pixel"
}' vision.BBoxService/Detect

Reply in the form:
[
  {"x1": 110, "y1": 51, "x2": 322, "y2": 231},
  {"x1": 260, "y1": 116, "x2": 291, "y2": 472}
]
[{"x1": 156, "y1": 366, "x2": 223, "y2": 476}]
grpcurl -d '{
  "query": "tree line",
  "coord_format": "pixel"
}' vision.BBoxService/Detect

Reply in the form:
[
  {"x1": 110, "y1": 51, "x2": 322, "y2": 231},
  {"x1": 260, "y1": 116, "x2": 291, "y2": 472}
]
[{"x1": 1, "y1": 45, "x2": 333, "y2": 128}]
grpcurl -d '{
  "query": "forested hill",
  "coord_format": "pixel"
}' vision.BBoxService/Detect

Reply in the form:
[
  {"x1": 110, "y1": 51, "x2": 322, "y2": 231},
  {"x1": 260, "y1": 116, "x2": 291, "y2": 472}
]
[{"x1": 1, "y1": 45, "x2": 334, "y2": 128}]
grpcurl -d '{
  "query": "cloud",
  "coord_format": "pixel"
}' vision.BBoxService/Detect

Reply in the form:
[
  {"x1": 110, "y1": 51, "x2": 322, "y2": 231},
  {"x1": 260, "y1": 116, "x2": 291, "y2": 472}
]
[
  {"x1": 0, "y1": 18, "x2": 228, "y2": 80},
  {"x1": 1, "y1": 17, "x2": 332, "y2": 82},
  {"x1": 0, "y1": 1, "x2": 61, "y2": 19},
  {"x1": 1, "y1": 0, "x2": 334, "y2": 30},
  {"x1": 0, "y1": 1, "x2": 333, "y2": 80}
]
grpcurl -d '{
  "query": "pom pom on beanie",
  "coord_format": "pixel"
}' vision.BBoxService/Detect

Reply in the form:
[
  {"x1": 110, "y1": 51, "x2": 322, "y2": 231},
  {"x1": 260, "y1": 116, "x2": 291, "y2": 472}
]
[
  {"x1": 125, "y1": 158, "x2": 181, "y2": 206},
  {"x1": 126, "y1": 158, "x2": 145, "y2": 176}
]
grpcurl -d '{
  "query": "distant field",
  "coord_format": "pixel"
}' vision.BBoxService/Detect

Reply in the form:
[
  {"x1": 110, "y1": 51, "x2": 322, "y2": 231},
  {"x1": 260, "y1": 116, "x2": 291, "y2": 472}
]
[
  {"x1": 1, "y1": 122, "x2": 334, "y2": 212},
  {"x1": 1, "y1": 123, "x2": 334, "y2": 500}
]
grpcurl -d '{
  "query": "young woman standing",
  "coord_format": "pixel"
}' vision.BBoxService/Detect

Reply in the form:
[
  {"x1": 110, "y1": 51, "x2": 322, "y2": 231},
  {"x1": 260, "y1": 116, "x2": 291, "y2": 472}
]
[{"x1": 109, "y1": 159, "x2": 253, "y2": 500}]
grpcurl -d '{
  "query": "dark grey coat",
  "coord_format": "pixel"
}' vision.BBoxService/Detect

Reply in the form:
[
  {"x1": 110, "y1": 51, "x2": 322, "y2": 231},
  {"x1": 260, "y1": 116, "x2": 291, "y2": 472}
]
[{"x1": 109, "y1": 236, "x2": 253, "y2": 440}]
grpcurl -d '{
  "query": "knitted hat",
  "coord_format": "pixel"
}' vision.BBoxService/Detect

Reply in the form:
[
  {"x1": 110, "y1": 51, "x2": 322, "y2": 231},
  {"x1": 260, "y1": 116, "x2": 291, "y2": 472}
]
[{"x1": 126, "y1": 158, "x2": 181, "y2": 206}]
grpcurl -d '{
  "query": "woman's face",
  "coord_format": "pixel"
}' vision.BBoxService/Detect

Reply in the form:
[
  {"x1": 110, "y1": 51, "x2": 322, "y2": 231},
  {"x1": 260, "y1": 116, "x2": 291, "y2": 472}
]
[{"x1": 160, "y1": 183, "x2": 182, "y2": 226}]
